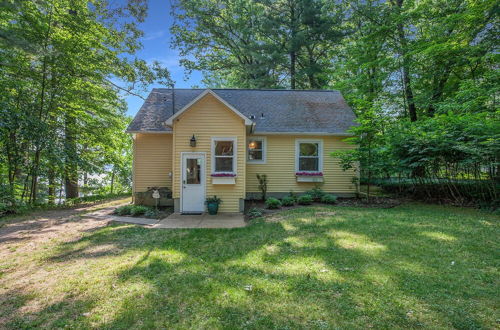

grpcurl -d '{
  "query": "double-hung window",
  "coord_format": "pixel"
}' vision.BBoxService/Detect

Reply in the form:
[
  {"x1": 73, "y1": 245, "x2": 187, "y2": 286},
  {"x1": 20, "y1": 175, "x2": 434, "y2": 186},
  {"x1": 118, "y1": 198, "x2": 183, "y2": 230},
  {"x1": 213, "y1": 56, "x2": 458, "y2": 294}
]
[
  {"x1": 295, "y1": 139, "x2": 323, "y2": 173},
  {"x1": 212, "y1": 137, "x2": 237, "y2": 173},
  {"x1": 247, "y1": 137, "x2": 266, "y2": 163}
]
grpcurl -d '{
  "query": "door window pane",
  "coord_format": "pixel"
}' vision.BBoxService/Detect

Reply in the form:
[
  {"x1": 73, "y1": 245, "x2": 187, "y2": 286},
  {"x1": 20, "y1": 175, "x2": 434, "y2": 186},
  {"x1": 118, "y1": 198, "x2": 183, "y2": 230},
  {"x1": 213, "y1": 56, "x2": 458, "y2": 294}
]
[{"x1": 186, "y1": 158, "x2": 201, "y2": 184}]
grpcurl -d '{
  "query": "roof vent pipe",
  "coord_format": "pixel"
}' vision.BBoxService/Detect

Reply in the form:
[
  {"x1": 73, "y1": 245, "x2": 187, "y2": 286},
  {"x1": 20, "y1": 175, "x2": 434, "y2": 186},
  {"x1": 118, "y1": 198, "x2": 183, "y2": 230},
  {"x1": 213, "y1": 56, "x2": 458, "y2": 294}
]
[{"x1": 260, "y1": 113, "x2": 265, "y2": 119}]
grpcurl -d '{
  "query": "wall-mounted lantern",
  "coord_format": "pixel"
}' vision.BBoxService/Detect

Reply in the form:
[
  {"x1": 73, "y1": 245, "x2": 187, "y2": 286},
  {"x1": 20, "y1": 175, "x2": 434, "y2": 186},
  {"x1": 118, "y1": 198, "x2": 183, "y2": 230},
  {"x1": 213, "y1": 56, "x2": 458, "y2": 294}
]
[{"x1": 190, "y1": 134, "x2": 197, "y2": 147}]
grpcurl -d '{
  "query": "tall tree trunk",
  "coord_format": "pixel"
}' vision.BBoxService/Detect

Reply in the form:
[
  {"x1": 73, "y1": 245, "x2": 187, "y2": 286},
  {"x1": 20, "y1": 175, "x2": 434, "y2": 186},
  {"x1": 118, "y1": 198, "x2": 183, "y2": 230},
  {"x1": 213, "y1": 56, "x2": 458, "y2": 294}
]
[
  {"x1": 65, "y1": 168, "x2": 79, "y2": 199},
  {"x1": 428, "y1": 67, "x2": 451, "y2": 117},
  {"x1": 29, "y1": 149, "x2": 41, "y2": 203},
  {"x1": 58, "y1": 176, "x2": 64, "y2": 204},
  {"x1": 401, "y1": 61, "x2": 417, "y2": 122},
  {"x1": 393, "y1": 0, "x2": 417, "y2": 122},
  {"x1": 64, "y1": 115, "x2": 79, "y2": 199},
  {"x1": 48, "y1": 167, "x2": 55, "y2": 205},
  {"x1": 289, "y1": 1, "x2": 297, "y2": 89},
  {"x1": 83, "y1": 172, "x2": 88, "y2": 197},
  {"x1": 290, "y1": 51, "x2": 296, "y2": 89},
  {"x1": 110, "y1": 169, "x2": 115, "y2": 194}
]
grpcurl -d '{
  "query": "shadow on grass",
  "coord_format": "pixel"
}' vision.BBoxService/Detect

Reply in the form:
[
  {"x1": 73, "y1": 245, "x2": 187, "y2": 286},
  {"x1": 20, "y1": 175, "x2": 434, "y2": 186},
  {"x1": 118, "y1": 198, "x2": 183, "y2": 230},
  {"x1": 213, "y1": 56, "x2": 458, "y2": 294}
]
[
  {"x1": 0, "y1": 289, "x2": 95, "y2": 329},
  {"x1": 4, "y1": 204, "x2": 498, "y2": 328}
]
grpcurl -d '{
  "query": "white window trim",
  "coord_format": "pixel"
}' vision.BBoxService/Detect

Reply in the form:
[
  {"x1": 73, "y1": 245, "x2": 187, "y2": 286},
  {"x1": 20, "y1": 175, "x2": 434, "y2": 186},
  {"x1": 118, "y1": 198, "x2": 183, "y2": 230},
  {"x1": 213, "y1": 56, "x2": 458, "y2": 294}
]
[
  {"x1": 211, "y1": 137, "x2": 237, "y2": 175},
  {"x1": 295, "y1": 139, "x2": 323, "y2": 173},
  {"x1": 247, "y1": 136, "x2": 266, "y2": 164}
]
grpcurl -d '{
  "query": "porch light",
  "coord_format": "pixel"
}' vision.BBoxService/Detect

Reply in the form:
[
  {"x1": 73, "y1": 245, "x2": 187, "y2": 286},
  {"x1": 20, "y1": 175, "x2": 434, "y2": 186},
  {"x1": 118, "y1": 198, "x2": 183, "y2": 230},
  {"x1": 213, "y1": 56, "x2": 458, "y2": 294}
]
[{"x1": 190, "y1": 134, "x2": 196, "y2": 147}]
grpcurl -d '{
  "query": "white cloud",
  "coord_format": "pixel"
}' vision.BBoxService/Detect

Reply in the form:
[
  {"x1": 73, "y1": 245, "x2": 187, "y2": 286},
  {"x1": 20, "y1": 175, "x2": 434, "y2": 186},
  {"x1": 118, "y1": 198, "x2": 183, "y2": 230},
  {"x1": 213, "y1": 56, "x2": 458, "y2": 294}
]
[
  {"x1": 143, "y1": 30, "x2": 165, "y2": 41},
  {"x1": 147, "y1": 56, "x2": 183, "y2": 73}
]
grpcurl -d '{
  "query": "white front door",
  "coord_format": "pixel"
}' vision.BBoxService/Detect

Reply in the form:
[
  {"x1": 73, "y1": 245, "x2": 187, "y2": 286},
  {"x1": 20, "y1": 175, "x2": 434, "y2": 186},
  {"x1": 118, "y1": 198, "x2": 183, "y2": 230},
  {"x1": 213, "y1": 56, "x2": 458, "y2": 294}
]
[{"x1": 181, "y1": 153, "x2": 205, "y2": 213}]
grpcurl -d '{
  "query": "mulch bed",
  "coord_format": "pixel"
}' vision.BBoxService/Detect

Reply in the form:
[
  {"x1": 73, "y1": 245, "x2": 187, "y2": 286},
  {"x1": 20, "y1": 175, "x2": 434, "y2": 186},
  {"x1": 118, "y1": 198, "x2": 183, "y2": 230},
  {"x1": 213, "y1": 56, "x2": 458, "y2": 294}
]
[
  {"x1": 113, "y1": 207, "x2": 174, "y2": 220},
  {"x1": 244, "y1": 197, "x2": 403, "y2": 220},
  {"x1": 335, "y1": 197, "x2": 403, "y2": 208}
]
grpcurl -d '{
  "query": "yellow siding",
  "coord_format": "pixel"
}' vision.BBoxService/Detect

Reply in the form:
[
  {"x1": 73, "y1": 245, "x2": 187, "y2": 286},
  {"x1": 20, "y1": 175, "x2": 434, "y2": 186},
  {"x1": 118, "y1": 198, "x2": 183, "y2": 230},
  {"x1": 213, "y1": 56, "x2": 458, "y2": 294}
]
[
  {"x1": 133, "y1": 133, "x2": 173, "y2": 192},
  {"x1": 246, "y1": 135, "x2": 357, "y2": 194},
  {"x1": 172, "y1": 94, "x2": 246, "y2": 212}
]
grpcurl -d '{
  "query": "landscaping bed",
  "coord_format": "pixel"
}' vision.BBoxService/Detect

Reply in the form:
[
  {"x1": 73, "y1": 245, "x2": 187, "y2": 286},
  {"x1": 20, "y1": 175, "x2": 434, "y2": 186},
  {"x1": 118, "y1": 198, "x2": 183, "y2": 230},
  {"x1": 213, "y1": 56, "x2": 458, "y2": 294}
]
[
  {"x1": 244, "y1": 198, "x2": 402, "y2": 221},
  {"x1": 113, "y1": 204, "x2": 173, "y2": 220}
]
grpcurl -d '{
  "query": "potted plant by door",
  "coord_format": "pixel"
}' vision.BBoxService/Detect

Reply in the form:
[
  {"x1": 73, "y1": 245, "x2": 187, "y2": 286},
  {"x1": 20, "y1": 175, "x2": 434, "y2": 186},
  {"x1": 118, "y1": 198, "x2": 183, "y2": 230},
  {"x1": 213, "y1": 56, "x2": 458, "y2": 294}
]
[{"x1": 205, "y1": 195, "x2": 222, "y2": 215}]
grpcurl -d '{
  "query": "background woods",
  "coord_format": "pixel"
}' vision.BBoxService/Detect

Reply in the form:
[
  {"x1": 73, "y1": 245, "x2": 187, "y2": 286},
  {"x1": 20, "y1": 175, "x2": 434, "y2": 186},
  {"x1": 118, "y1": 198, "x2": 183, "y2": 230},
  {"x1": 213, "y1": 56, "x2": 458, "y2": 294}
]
[
  {"x1": 0, "y1": 0, "x2": 171, "y2": 213},
  {"x1": 172, "y1": 0, "x2": 499, "y2": 206},
  {"x1": 1, "y1": 0, "x2": 498, "y2": 214}
]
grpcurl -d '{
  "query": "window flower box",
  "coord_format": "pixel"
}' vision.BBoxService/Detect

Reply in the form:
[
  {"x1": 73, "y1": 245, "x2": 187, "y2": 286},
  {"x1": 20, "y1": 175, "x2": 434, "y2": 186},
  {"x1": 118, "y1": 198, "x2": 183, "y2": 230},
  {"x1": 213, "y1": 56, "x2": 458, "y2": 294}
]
[
  {"x1": 211, "y1": 173, "x2": 236, "y2": 184},
  {"x1": 295, "y1": 172, "x2": 324, "y2": 182}
]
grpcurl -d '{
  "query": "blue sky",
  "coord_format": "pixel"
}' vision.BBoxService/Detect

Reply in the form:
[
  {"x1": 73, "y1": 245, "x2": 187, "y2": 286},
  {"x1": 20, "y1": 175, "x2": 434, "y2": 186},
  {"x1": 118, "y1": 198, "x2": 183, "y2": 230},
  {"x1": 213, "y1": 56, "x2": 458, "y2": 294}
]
[{"x1": 124, "y1": 0, "x2": 203, "y2": 116}]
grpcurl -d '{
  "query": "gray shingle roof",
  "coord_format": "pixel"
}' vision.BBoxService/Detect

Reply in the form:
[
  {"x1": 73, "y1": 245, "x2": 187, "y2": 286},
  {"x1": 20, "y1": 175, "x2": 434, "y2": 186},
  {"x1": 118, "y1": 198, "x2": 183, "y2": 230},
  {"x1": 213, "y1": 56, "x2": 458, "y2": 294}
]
[{"x1": 126, "y1": 89, "x2": 357, "y2": 134}]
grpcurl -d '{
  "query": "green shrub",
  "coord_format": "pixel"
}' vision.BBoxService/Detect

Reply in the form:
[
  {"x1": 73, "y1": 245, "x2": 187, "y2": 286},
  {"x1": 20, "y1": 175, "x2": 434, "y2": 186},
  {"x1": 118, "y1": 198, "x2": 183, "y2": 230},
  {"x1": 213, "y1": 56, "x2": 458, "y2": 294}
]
[
  {"x1": 114, "y1": 205, "x2": 133, "y2": 216},
  {"x1": 130, "y1": 205, "x2": 149, "y2": 216},
  {"x1": 297, "y1": 195, "x2": 313, "y2": 205},
  {"x1": 247, "y1": 207, "x2": 264, "y2": 219},
  {"x1": 144, "y1": 208, "x2": 159, "y2": 218},
  {"x1": 265, "y1": 197, "x2": 282, "y2": 209},
  {"x1": 281, "y1": 196, "x2": 295, "y2": 206},
  {"x1": 288, "y1": 190, "x2": 298, "y2": 202},
  {"x1": 306, "y1": 187, "x2": 325, "y2": 202},
  {"x1": 0, "y1": 202, "x2": 8, "y2": 216},
  {"x1": 321, "y1": 194, "x2": 338, "y2": 204}
]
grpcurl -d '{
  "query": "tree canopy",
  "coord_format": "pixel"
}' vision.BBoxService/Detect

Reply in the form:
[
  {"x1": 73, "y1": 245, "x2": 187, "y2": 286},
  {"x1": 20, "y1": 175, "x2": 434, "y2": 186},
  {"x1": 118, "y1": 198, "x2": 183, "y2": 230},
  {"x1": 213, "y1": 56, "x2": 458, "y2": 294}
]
[{"x1": 0, "y1": 0, "x2": 171, "y2": 211}]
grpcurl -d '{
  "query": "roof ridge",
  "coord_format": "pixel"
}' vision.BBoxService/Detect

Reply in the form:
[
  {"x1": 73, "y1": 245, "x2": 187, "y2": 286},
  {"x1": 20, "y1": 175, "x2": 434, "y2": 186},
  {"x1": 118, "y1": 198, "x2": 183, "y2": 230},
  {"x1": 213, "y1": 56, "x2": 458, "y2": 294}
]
[{"x1": 151, "y1": 88, "x2": 340, "y2": 92}]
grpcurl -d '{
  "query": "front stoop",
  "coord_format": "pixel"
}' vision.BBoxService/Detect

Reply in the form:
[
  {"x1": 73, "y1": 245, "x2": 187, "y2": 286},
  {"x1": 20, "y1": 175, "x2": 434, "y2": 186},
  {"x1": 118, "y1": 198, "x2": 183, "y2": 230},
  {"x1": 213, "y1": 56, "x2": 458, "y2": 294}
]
[{"x1": 152, "y1": 213, "x2": 246, "y2": 229}]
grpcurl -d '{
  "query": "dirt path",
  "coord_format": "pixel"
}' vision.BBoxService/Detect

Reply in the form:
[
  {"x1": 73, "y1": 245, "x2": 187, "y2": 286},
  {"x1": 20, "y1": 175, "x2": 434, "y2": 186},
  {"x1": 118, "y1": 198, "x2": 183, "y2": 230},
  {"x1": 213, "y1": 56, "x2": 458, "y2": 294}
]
[
  {"x1": 0, "y1": 198, "x2": 131, "y2": 327},
  {"x1": 0, "y1": 197, "x2": 130, "y2": 254}
]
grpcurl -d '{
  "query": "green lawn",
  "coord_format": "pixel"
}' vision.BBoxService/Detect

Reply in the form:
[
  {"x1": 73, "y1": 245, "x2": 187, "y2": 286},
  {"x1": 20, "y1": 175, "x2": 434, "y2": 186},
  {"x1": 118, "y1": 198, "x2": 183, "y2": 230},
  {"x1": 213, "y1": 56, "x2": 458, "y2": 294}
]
[{"x1": 1, "y1": 204, "x2": 498, "y2": 329}]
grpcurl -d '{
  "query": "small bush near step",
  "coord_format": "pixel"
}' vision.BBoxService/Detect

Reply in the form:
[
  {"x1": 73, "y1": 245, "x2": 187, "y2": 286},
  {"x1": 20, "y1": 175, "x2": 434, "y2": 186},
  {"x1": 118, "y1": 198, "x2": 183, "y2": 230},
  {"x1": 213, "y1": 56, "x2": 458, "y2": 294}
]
[
  {"x1": 114, "y1": 205, "x2": 134, "y2": 216},
  {"x1": 321, "y1": 194, "x2": 338, "y2": 204},
  {"x1": 265, "y1": 197, "x2": 282, "y2": 209},
  {"x1": 248, "y1": 207, "x2": 264, "y2": 219},
  {"x1": 297, "y1": 195, "x2": 313, "y2": 205},
  {"x1": 130, "y1": 205, "x2": 149, "y2": 216},
  {"x1": 281, "y1": 196, "x2": 296, "y2": 206},
  {"x1": 144, "y1": 208, "x2": 159, "y2": 219}
]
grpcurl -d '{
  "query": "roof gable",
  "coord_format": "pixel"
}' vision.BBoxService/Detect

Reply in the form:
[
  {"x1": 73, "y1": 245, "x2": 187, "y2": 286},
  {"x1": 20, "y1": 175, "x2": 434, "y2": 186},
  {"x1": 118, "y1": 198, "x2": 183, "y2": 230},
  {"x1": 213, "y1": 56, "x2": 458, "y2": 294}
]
[{"x1": 164, "y1": 89, "x2": 252, "y2": 126}]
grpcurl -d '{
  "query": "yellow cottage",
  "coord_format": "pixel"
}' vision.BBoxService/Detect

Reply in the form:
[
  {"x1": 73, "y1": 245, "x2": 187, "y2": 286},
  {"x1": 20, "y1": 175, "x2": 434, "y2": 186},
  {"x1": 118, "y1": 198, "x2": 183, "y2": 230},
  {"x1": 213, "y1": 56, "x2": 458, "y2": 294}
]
[{"x1": 127, "y1": 89, "x2": 358, "y2": 213}]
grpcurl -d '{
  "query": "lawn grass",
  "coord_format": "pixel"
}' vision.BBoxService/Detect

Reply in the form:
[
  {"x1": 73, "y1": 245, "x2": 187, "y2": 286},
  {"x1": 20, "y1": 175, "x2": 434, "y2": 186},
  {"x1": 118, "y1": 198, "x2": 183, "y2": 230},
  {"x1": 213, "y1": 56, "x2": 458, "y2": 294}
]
[{"x1": 1, "y1": 203, "x2": 498, "y2": 329}]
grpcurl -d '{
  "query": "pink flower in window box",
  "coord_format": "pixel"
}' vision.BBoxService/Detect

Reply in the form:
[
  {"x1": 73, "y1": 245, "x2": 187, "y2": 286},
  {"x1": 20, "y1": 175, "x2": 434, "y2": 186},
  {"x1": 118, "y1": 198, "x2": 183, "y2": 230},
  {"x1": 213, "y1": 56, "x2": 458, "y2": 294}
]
[
  {"x1": 211, "y1": 173, "x2": 237, "y2": 177},
  {"x1": 295, "y1": 172, "x2": 323, "y2": 176}
]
